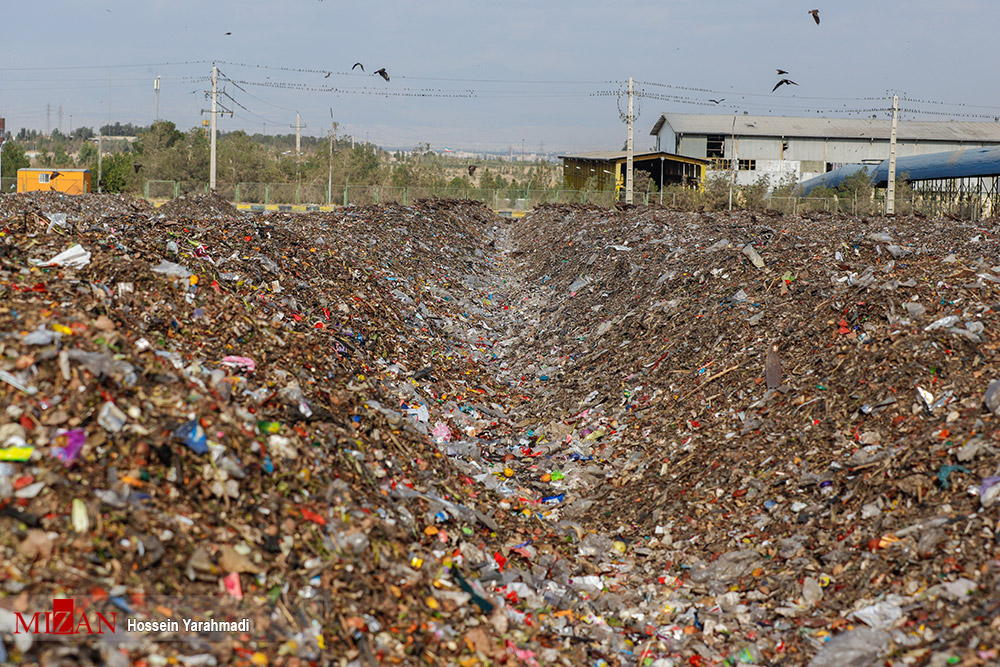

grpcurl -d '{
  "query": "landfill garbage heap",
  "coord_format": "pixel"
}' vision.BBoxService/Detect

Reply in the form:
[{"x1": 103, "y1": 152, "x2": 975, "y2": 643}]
[{"x1": 0, "y1": 192, "x2": 999, "y2": 666}]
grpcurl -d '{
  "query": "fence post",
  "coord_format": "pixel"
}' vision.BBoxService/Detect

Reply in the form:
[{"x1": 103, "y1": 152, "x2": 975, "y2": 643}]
[
  {"x1": 144, "y1": 181, "x2": 150, "y2": 199},
  {"x1": 235, "y1": 183, "x2": 241, "y2": 204},
  {"x1": 265, "y1": 185, "x2": 270, "y2": 205},
  {"x1": 403, "y1": 187, "x2": 408, "y2": 206},
  {"x1": 173, "y1": 182, "x2": 179, "y2": 198},
  {"x1": 374, "y1": 186, "x2": 380, "y2": 204}
]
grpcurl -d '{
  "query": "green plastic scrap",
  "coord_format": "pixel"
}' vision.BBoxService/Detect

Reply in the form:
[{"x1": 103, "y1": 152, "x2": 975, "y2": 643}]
[{"x1": 937, "y1": 464, "x2": 970, "y2": 490}]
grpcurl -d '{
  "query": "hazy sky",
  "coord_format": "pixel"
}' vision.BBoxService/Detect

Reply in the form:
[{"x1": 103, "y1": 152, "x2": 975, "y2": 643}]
[{"x1": 1, "y1": 0, "x2": 997, "y2": 153}]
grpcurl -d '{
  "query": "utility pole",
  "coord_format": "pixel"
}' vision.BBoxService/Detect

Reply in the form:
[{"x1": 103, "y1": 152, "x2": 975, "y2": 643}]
[
  {"x1": 46, "y1": 103, "x2": 51, "y2": 136},
  {"x1": 626, "y1": 76, "x2": 634, "y2": 204},
  {"x1": 58, "y1": 106, "x2": 63, "y2": 135},
  {"x1": 886, "y1": 93, "x2": 898, "y2": 216},
  {"x1": 154, "y1": 75, "x2": 161, "y2": 121},
  {"x1": 210, "y1": 65, "x2": 218, "y2": 191},
  {"x1": 728, "y1": 116, "x2": 737, "y2": 211},
  {"x1": 0, "y1": 137, "x2": 7, "y2": 193},
  {"x1": 295, "y1": 112, "x2": 302, "y2": 189},
  {"x1": 97, "y1": 133, "x2": 103, "y2": 194},
  {"x1": 328, "y1": 109, "x2": 334, "y2": 205}
]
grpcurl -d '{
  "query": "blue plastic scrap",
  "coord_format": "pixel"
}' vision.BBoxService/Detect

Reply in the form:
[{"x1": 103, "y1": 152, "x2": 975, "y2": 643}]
[{"x1": 174, "y1": 420, "x2": 208, "y2": 454}]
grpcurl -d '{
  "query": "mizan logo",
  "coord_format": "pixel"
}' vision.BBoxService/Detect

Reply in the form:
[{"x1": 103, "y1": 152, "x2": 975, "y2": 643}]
[{"x1": 14, "y1": 599, "x2": 117, "y2": 635}]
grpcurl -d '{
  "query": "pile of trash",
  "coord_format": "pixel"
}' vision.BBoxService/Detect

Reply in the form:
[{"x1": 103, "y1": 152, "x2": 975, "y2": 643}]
[
  {"x1": 156, "y1": 192, "x2": 241, "y2": 221},
  {"x1": 0, "y1": 192, "x2": 153, "y2": 225},
  {"x1": 0, "y1": 194, "x2": 999, "y2": 666}
]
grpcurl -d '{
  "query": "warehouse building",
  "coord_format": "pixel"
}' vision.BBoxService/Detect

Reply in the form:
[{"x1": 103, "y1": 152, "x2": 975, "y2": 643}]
[{"x1": 649, "y1": 113, "x2": 1000, "y2": 187}]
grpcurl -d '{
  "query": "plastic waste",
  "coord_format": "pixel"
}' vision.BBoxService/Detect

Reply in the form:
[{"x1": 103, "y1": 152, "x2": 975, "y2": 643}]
[
  {"x1": 806, "y1": 628, "x2": 890, "y2": 667},
  {"x1": 97, "y1": 401, "x2": 127, "y2": 433},
  {"x1": 36, "y1": 243, "x2": 91, "y2": 268},
  {"x1": 741, "y1": 244, "x2": 765, "y2": 269},
  {"x1": 51, "y1": 429, "x2": 86, "y2": 466},
  {"x1": 151, "y1": 259, "x2": 193, "y2": 278},
  {"x1": 72, "y1": 498, "x2": 90, "y2": 533},
  {"x1": 174, "y1": 420, "x2": 208, "y2": 454},
  {"x1": 221, "y1": 355, "x2": 256, "y2": 373}
]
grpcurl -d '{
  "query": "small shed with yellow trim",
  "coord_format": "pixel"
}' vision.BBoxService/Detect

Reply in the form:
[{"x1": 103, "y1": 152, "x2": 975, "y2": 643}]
[
  {"x1": 17, "y1": 168, "x2": 92, "y2": 194},
  {"x1": 559, "y1": 150, "x2": 707, "y2": 192}
]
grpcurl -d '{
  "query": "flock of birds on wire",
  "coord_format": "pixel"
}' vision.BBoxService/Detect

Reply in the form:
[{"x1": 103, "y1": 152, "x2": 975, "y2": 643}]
[{"x1": 220, "y1": 5, "x2": 824, "y2": 135}]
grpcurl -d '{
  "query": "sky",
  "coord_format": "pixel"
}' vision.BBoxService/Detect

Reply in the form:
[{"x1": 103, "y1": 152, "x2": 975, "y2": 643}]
[{"x1": 1, "y1": 0, "x2": 998, "y2": 154}]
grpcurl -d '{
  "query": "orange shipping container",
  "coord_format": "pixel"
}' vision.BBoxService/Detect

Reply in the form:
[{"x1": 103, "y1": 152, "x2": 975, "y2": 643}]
[{"x1": 17, "y1": 168, "x2": 91, "y2": 194}]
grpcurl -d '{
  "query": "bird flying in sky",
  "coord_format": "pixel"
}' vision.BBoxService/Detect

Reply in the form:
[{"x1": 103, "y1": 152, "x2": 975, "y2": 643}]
[
  {"x1": 708, "y1": 98, "x2": 724, "y2": 105},
  {"x1": 772, "y1": 78, "x2": 798, "y2": 92},
  {"x1": 352, "y1": 62, "x2": 364, "y2": 72},
  {"x1": 776, "y1": 69, "x2": 789, "y2": 75},
  {"x1": 375, "y1": 68, "x2": 389, "y2": 82},
  {"x1": 808, "y1": 9, "x2": 820, "y2": 24}
]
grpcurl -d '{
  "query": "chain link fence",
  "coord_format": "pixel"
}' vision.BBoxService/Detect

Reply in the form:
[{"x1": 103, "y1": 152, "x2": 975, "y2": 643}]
[{"x1": 5, "y1": 179, "x2": 977, "y2": 219}]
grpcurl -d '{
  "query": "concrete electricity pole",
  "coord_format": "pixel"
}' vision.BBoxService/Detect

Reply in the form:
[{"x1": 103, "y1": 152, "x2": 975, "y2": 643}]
[
  {"x1": 886, "y1": 94, "x2": 898, "y2": 216},
  {"x1": 728, "y1": 116, "x2": 737, "y2": 211},
  {"x1": 154, "y1": 75, "x2": 161, "y2": 121},
  {"x1": 0, "y1": 137, "x2": 7, "y2": 192},
  {"x1": 97, "y1": 134, "x2": 103, "y2": 194},
  {"x1": 328, "y1": 109, "x2": 334, "y2": 205},
  {"x1": 210, "y1": 65, "x2": 218, "y2": 191},
  {"x1": 625, "y1": 76, "x2": 634, "y2": 204}
]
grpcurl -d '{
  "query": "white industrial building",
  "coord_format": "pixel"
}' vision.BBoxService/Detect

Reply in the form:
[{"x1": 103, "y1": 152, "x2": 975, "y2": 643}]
[{"x1": 649, "y1": 113, "x2": 1000, "y2": 187}]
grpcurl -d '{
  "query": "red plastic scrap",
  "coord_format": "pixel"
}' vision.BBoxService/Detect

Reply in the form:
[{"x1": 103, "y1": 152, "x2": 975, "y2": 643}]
[{"x1": 299, "y1": 507, "x2": 327, "y2": 526}]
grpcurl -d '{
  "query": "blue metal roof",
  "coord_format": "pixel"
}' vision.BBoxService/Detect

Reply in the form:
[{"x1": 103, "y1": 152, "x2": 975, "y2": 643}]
[
  {"x1": 797, "y1": 164, "x2": 872, "y2": 195},
  {"x1": 797, "y1": 145, "x2": 1000, "y2": 194},
  {"x1": 867, "y1": 145, "x2": 1000, "y2": 184}
]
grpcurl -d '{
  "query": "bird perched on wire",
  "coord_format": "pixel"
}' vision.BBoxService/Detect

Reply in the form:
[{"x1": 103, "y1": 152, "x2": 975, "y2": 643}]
[
  {"x1": 468, "y1": 165, "x2": 477, "y2": 176},
  {"x1": 808, "y1": 9, "x2": 820, "y2": 24},
  {"x1": 375, "y1": 68, "x2": 389, "y2": 82},
  {"x1": 776, "y1": 68, "x2": 789, "y2": 75},
  {"x1": 771, "y1": 78, "x2": 798, "y2": 93}
]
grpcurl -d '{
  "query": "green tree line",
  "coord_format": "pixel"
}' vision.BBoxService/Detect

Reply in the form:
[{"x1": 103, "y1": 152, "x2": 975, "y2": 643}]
[{"x1": 2, "y1": 120, "x2": 561, "y2": 197}]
